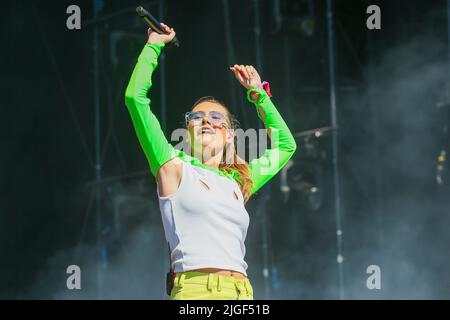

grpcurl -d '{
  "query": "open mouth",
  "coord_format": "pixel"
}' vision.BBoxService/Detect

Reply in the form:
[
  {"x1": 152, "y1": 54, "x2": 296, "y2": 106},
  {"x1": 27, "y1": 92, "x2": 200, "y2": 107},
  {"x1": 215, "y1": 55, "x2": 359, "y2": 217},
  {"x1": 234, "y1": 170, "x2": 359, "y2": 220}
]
[{"x1": 198, "y1": 127, "x2": 215, "y2": 135}]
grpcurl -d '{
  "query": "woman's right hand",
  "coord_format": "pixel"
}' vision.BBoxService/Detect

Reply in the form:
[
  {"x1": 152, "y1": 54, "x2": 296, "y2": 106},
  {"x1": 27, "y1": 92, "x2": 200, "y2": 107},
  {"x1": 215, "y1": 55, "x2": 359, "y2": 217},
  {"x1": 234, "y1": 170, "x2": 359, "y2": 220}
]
[{"x1": 147, "y1": 23, "x2": 176, "y2": 45}]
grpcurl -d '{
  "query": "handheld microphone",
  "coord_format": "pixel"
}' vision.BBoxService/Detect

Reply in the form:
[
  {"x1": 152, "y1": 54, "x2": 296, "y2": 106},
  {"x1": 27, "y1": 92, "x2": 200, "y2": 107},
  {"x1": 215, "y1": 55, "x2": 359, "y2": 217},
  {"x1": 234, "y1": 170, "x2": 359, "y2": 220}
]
[{"x1": 136, "y1": 6, "x2": 180, "y2": 48}]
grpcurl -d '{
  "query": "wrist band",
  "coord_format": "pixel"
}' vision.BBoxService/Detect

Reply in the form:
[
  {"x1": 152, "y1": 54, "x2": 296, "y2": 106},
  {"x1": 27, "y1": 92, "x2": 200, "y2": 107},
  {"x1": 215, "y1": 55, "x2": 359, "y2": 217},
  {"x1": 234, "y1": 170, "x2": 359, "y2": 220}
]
[
  {"x1": 250, "y1": 81, "x2": 273, "y2": 99},
  {"x1": 259, "y1": 81, "x2": 272, "y2": 97}
]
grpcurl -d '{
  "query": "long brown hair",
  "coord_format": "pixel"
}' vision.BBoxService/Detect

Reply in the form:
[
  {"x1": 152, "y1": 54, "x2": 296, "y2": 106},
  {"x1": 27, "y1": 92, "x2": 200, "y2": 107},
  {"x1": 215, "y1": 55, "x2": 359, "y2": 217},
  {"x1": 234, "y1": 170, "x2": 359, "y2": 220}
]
[{"x1": 190, "y1": 96, "x2": 253, "y2": 203}]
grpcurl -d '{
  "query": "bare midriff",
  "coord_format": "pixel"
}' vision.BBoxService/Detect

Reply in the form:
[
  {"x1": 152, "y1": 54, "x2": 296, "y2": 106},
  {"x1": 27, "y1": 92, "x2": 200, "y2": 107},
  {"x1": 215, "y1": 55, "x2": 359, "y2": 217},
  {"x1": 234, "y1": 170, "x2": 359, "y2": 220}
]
[{"x1": 192, "y1": 268, "x2": 247, "y2": 280}]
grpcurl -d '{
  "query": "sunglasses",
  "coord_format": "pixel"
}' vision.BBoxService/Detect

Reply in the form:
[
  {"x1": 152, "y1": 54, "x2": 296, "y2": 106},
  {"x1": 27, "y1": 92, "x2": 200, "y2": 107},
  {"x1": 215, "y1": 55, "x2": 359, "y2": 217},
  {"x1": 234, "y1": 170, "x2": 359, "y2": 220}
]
[{"x1": 185, "y1": 111, "x2": 231, "y2": 127}]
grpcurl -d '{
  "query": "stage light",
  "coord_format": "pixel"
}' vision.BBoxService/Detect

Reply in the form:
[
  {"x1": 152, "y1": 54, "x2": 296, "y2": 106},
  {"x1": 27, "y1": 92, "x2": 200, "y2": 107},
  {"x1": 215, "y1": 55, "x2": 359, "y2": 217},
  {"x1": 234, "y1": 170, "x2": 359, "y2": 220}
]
[{"x1": 291, "y1": 179, "x2": 322, "y2": 211}]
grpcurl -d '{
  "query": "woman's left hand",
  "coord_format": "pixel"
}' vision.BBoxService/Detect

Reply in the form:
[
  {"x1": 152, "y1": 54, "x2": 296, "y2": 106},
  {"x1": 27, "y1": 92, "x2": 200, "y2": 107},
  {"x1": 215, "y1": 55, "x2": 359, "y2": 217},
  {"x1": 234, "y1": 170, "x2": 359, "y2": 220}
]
[{"x1": 230, "y1": 65, "x2": 262, "y2": 90}]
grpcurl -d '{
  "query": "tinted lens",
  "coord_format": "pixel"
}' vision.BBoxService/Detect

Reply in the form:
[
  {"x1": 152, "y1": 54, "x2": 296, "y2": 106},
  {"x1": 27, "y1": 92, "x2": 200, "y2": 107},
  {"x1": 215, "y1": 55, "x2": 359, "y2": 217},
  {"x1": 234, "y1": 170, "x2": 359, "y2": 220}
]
[
  {"x1": 186, "y1": 111, "x2": 205, "y2": 123},
  {"x1": 209, "y1": 111, "x2": 226, "y2": 122},
  {"x1": 185, "y1": 111, "x2": 230, "y2": 127}
]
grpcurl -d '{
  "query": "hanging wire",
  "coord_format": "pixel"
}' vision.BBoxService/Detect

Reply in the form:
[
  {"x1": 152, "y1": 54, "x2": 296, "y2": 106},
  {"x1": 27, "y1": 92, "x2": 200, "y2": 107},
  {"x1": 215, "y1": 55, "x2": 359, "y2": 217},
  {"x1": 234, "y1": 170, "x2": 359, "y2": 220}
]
[{"x1": 326, "y1": 0, "x2": 345, "y2": 300}]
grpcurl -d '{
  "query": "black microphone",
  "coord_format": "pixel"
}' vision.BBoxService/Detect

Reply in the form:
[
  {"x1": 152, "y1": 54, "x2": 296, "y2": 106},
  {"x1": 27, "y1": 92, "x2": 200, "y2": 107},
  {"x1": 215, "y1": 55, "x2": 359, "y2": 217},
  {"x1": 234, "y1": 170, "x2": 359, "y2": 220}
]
[{"x1": 136, "y1": 6, "x2": 180, "y2": 48}]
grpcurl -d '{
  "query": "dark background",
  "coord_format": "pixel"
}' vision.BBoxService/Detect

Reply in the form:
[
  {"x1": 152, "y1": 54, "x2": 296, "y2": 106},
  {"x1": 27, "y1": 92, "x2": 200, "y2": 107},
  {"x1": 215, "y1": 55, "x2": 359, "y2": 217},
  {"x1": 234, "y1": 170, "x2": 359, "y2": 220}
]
[{"x1": 1, "y1": 0, "x2": 449, "y2": 299}]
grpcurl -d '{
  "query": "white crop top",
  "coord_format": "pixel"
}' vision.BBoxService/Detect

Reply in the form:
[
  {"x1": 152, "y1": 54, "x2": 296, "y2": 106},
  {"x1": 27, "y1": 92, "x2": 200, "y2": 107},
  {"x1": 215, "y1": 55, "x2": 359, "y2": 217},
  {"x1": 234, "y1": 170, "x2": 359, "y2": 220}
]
[{"x1": 158, "y1": 160, "x2": 250, "y2": 276}]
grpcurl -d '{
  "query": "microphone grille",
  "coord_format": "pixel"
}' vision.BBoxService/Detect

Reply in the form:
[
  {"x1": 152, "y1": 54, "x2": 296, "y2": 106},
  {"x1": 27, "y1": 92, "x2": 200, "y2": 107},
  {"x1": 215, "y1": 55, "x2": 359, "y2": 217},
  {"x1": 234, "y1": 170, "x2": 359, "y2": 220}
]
[{"x1": 136, "y1": 6, "x2": 145, "y2": 17}]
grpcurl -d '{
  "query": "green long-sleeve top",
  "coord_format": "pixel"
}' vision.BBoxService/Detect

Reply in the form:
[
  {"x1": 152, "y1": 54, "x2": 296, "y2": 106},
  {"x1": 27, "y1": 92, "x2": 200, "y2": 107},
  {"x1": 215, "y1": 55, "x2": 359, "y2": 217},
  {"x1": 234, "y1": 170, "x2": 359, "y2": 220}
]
[{"x1": 125, "y1": 43, "x2": 297, "y2": 196}]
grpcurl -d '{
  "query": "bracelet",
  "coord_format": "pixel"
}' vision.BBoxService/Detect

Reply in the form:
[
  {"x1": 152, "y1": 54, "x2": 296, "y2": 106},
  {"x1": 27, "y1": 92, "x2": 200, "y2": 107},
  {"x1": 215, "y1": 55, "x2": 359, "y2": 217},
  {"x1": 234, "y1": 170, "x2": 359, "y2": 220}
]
[
  {"x1": 250, "y1": 81, "x2": 273, "y2": 100},
  {"x1": 260, "y1": 81, "x2": 272, "y2": 97}
]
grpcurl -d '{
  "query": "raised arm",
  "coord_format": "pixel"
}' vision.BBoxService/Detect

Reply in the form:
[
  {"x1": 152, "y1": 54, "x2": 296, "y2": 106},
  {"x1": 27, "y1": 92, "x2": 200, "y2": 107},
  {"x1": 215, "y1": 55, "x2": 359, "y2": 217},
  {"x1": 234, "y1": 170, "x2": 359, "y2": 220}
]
[
  {"x1": 247, "y1": 88, "x2": 297, "y2": 195},
  {"x1": 229, "y1": 65, "x2": 297, "y2": 195},
  {"x1": 124, "y1": 29, "x2": 178, "y2": 177}
]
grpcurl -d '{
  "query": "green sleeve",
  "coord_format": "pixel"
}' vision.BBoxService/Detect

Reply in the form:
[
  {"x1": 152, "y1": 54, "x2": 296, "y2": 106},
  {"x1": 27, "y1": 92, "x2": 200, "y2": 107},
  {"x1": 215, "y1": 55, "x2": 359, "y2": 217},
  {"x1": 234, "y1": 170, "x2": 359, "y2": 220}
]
[
  {"x1": 247, "y1": 88, "x2": 297, "y2": 195},
  {"x1": 124, "y1": 43, "x2": 179, "y2": 177}
]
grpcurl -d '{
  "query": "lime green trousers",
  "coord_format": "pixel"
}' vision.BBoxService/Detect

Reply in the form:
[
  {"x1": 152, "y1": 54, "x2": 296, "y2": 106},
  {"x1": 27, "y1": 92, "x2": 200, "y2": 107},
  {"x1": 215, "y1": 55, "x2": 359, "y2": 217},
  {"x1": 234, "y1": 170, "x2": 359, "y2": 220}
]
[{"x1": 170, "y1": 271, "x2": 254, "y2": 300}]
